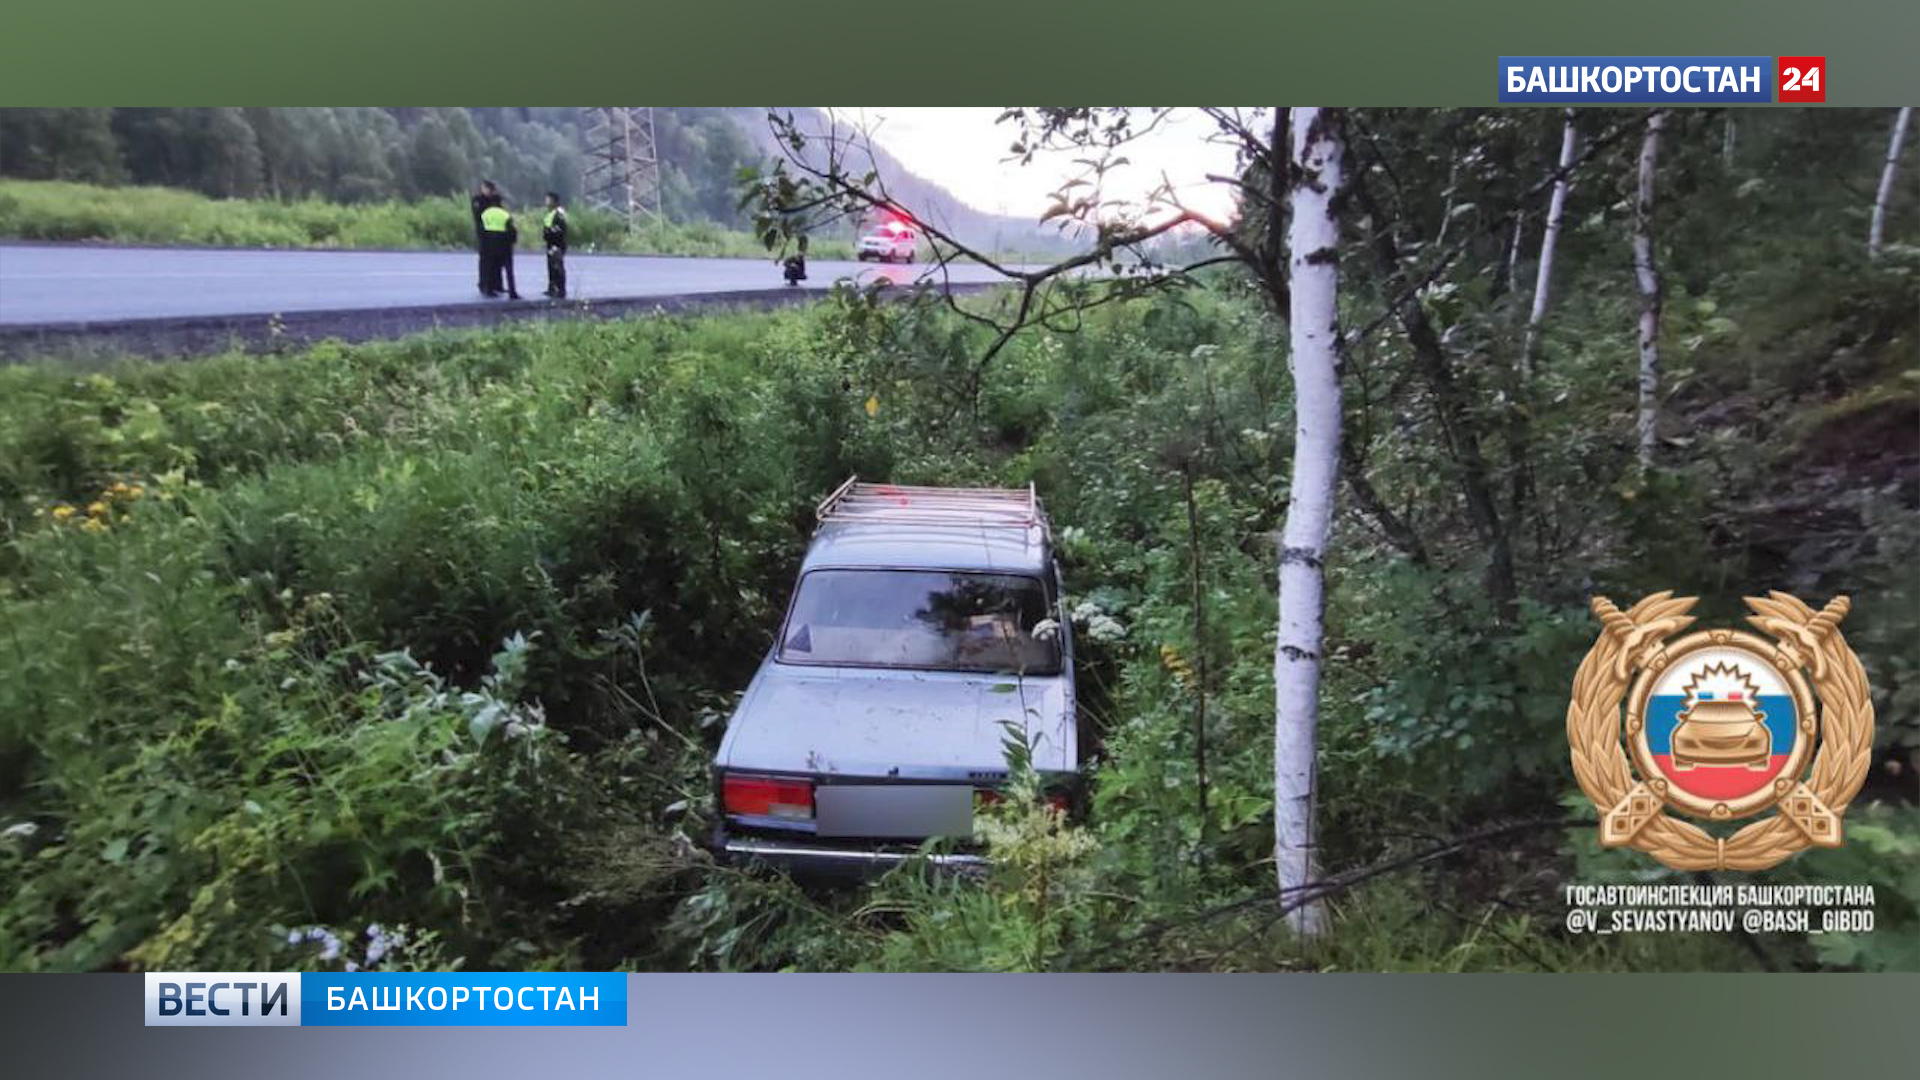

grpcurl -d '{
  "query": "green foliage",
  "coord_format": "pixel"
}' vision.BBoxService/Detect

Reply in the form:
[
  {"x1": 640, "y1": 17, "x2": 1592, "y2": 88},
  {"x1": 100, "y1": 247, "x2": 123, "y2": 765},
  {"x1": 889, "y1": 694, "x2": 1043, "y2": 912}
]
[
  {"x1": 0, "y1": 597, "x2": 597, "y2": 971},
  {"x1": 1789, "y1": 805, "x2": 1920, "y2": 972},
  {"x1": 1, "y1": 107, "x2": 774, "y2": 220},
  {"x1": 0, "y1": 179, "x2": 854, "y2": 258},
  {"x1": 0, "y1": 311, "x2": 842, "y2": 970},
  {"x1": 0, "y1": 105, "x2": 1914, "y2": 971},
  {"x1": 0, "y1": 108, "x2": 124, "y2": 185},
  {"x1": 932, "y1": 723, "x2": 1101, "y2": 970}
]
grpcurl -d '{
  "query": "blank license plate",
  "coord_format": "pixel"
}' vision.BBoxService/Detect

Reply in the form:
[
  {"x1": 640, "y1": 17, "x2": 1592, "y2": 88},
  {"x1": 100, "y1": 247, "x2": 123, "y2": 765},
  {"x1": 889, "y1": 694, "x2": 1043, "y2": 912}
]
[{"x1": 814, "y1": 785, "x2": 973, "y2": 839}]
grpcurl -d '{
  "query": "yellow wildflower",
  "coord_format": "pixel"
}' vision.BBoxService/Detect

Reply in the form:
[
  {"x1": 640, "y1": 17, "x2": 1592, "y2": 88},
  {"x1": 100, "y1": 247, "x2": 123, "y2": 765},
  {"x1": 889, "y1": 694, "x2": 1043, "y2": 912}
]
[
  {"x1": 50, "y1": 505, "x2": 75, "y2": 521},
  {"x1": 87, "y1": 501, "x2": 109, "y2": 517},
  {"x1": 1159, "y1": 643, "x2": 1195, "y2": 686},
  {"x1": 80, "y1": 517, "x2": 107, "y2": 534}
]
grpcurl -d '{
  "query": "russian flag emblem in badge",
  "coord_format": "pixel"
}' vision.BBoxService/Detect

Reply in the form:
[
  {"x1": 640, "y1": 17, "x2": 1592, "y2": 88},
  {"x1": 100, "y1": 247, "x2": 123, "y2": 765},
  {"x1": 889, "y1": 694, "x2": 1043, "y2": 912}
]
[
  {"x1": 1566, "y1": 591, "x2": 1875, "y2": 871},
  {"x1": 1643, "y1": 653, "x2": 1797, "y2": 800}
]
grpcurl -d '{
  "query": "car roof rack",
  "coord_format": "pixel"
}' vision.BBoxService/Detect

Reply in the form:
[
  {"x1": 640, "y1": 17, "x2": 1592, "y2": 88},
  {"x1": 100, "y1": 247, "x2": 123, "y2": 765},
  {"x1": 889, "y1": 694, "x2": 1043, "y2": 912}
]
[{"x1": 815, "y1": 476, "x2": 1049, "y2": 536}]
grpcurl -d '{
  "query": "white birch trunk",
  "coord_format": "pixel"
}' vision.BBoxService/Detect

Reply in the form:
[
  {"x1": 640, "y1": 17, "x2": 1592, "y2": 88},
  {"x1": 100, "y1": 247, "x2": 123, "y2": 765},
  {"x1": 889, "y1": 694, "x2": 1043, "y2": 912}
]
[
  {"x1": 1434, "y1": 160, "x2": 1459, "y2": 249},
  {"x1": 1522, "y1": 109, "x2": 1578, "y2": 378},
  {"x1": 1504, "y1": 217, "x2": 1525, "y2": 291},
  {"x1": 1633, "y1": 111, "x2": 1665, "y2": 470},
  {"x1": 1868, "y1": 107, "x2": 1912, "y2": 259},
  {"x1": 1274, "y1": 106, "x2": 1343, "y2": 939}
]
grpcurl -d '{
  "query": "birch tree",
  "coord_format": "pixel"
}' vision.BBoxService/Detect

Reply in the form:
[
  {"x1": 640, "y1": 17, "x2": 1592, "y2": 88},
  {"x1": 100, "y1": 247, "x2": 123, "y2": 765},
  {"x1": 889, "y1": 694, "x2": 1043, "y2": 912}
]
[
  {"x1": 1501, "y1": 218, "x2": 1525, "y2": 296},
  {"x1": 1632, "y1": 111, "x2": 1665, "y2": 470},
  {"x1": 741, "y1": 107, "x2": 1624, "y2": 922},
  {"x1": 1868, "y1": 107, "x2": 1912, "y2": 259},
  {"x1": 1502, "y1": 109, "x2": 1581, "y2": 532},
  {"x1": 1522, "y1": 110, "x2": 1578, "y2": 379},
  {"x1": 1273, "y1": 107, "x2": 1344, "y2": 937}
]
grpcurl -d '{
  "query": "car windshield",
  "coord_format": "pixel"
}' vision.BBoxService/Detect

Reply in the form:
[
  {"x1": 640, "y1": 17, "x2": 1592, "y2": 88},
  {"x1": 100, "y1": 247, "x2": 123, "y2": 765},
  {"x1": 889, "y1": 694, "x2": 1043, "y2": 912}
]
[{"x1": 778, "y1": 569, "x2": 1060, "y2": 674}]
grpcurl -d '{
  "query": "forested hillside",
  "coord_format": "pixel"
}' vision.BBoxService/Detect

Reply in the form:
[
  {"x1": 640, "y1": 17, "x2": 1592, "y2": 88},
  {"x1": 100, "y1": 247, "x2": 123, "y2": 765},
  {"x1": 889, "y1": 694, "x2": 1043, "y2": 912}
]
[
  {"x1": 0, "y1": 107, "x2": 1068, "y2": 252},
  {"x1": 1, "y1": 107, "x2": 761, "y2": 221},
  {"x1": 0, "y1": 107, "x2": 1914, "y2": 973}
]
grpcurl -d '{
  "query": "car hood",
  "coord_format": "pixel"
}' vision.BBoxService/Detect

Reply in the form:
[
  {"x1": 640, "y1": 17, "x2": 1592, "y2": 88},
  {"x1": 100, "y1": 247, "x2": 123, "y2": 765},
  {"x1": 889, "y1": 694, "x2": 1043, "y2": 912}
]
[{"x1": 719, "y1": 661, "x2": 1074, "y2": 780}]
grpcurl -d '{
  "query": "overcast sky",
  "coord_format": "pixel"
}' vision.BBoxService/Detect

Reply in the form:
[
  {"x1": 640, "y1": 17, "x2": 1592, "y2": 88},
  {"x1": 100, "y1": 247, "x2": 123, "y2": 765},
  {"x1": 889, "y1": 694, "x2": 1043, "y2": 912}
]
[{"x1": 842, "y1": 107, "x2": 1254, "y2": 224}]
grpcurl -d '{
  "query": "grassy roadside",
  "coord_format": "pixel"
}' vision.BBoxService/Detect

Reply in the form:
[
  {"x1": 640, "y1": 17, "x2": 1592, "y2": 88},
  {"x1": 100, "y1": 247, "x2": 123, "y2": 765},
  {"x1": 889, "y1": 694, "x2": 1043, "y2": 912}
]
[
  {"x1": 0, "y1": 179, "x2": 855, "y2": 260},
  {"x1": 3, "y1": 273, "x2": 1910, "y2": 974}
]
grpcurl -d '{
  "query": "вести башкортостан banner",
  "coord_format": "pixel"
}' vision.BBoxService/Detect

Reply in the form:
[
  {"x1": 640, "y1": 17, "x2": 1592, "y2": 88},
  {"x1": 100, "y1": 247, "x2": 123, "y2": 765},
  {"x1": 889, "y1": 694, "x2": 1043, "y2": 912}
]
[{"x1": 143, "y1": 973, "x2": 627, "y2": 1026}]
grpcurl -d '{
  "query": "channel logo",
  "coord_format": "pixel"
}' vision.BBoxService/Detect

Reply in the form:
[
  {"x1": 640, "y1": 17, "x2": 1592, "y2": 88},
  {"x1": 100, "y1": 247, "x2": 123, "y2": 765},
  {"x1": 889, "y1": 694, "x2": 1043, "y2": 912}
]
[
  {"x1": 143, "y1": 972, "x2": 627, "y2": 1026},
  {"x1": 145, "y1": 973, "x2": 302, "y2": 1027},
  {"x1": 1499, "y1": 56, "x2": 1773, "y2": 103}
]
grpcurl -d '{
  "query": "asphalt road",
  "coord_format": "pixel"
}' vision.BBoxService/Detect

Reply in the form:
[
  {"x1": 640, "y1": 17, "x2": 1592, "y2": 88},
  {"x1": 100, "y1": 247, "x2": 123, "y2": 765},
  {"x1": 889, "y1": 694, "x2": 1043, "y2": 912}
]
[{"x1": 0, "y1": 244, "x2": 1014, "y2": 325}]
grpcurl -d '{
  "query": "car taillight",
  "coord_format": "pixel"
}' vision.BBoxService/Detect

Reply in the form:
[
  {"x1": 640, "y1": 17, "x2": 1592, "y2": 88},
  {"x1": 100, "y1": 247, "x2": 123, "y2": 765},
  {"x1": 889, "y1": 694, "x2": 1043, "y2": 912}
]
[{"x1": 723, "y1": 774, "x2": 814, "y2": 819}]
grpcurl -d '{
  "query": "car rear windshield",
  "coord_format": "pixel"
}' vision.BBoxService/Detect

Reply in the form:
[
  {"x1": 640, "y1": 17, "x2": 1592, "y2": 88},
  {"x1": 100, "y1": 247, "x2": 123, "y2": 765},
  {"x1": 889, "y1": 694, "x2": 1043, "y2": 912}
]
[{"x1": 778, "y1": 569, "x2": 1060, "y2": 675}]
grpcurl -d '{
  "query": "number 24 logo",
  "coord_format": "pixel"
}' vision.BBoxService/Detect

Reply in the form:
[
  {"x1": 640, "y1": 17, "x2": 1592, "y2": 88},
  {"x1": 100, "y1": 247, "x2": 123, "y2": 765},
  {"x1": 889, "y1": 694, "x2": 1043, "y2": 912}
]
[
  {"x1": 1783, "y1": 66, "x2": 1820, "y2": 92},
  {"x1": 1778, "y1": 56, "x2": 1826, "y2": 102}
]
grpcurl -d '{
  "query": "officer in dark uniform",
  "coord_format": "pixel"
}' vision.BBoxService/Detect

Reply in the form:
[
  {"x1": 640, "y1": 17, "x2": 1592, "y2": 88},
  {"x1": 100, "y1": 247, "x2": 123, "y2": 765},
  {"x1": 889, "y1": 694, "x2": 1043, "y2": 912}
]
[
  {"x1": 470, "y1": 180, "x2": 498, "y2": 296},
  {"x1": 541, "y1": 192, "x2": 569, "y2": 299},
  {"x1": 479, "y1": 194, "x2": 521, "y2": 300}
]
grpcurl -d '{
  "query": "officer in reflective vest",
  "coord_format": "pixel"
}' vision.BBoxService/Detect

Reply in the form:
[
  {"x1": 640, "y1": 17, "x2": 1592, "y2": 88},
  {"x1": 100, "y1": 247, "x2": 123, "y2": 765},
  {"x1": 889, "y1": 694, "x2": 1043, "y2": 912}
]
[
  {"x1": 479, "y1": 195, "x2": 521, "y2": 300},
  {"x1": 541, "y1": 192, "x2": 569, "y2": 299}
]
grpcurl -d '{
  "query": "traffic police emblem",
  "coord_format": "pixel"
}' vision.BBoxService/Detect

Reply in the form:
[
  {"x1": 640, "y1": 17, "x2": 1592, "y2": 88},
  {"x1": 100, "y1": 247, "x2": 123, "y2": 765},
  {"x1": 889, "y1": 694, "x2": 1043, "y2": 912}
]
[{"x1": 1567, "y1": 591, "x2": 1875, "y2": 870}]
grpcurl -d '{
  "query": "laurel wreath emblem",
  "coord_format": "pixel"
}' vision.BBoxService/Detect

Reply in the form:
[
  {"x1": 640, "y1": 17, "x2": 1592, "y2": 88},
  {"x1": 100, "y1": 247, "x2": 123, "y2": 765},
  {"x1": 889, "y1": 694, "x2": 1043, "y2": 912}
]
[{"x1": 1566, "y1": 591, "x2": 1875, "y2": 870}]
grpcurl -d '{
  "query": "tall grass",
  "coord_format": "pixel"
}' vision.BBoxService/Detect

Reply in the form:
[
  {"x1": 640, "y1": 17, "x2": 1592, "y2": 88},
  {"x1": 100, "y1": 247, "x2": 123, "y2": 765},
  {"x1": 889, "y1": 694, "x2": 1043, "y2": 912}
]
[
  {"x1": 0, "y1": 270, "x2": 1911, "y2": 972},
  {"x1": 0, "y1": 311, "x2": 863, "y2": 970},
  {"x1": 0, "y1": 179, "x2": 852, "y2": 259}
]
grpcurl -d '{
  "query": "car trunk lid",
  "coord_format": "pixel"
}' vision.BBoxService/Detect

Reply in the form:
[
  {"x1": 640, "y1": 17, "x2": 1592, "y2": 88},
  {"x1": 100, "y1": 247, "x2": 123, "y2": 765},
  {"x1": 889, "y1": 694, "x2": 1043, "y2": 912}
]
[{"x1": 721, "y1": 662, "x2": 1073, "y2": 782}]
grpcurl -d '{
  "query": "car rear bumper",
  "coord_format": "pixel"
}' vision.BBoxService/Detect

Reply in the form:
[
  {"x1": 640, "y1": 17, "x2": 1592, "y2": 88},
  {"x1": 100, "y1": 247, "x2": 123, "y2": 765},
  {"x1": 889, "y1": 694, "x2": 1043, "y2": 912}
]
[{"x1": 718, "y1": 834, "x2": 986, "y2": 876}]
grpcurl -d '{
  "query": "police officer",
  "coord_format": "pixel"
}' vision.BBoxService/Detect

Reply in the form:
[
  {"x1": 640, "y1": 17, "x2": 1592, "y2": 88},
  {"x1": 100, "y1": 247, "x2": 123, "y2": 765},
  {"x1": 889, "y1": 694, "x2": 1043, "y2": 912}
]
[
  {"x1": 541, "y1": 192, "x2": 569, "y2": 299},
  {"x1": 470, "y1": 180, "x2": 498, "y2": 296},
  {"x1": 479, "y1": 193, "x2": 521, "y2": 300}
]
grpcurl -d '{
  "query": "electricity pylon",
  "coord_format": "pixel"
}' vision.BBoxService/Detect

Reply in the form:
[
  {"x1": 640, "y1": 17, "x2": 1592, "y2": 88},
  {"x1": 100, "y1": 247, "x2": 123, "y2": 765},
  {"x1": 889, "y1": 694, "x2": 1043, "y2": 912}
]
[{"x1": 581, "y1": 108, "x2": 663, "y2": 229}]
